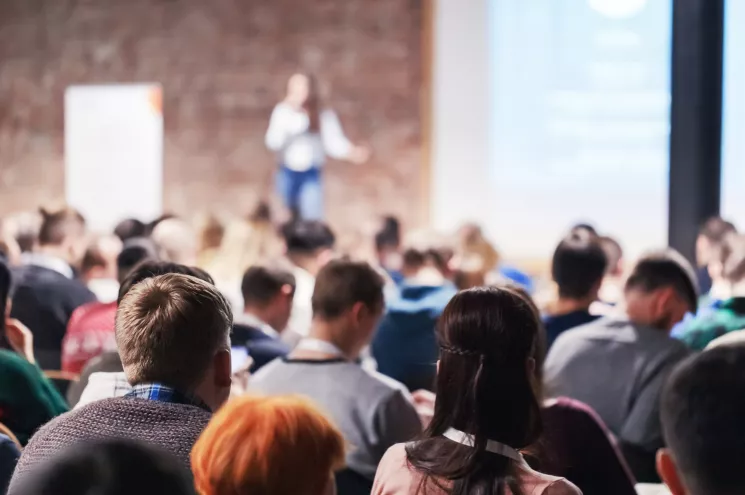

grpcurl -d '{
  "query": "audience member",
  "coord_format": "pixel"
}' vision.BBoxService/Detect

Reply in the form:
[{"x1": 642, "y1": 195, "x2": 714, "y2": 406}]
[
  {"x1": 373, "y1": 286, "x2": 580, "y2": 495},
  {"x1": 232, "y1": 265, "x2": 294, "y2": 371},
  {"x1": 0, "y1": 261, "x2": 68, "y2": 445},
  {"x1": 195, "y1": 212, "x2": 225, "y2": 269},
  {"x1": 10, "y1": 273, "x2": 233, "y2": 484},
  {"x1": 192, "y1": 395, "x2": 345, "y2": 495},
  {"x1": 9, "y1": 439, "x2": 195, "y2": 495},
  {"x1": 542, "y1": 230, "x2": 607, "y2": 348},
  {"x1": 151, "y1": 217, "x2": 198, "y2": 266},
  {"x1": 545, "y1": 249, "x2": 696, "y2": 482},
  {"x1": 0, "y1": 434, "x2": 20, "y2": 494},
  {"x1": 372, "y1": 232, "x2": 457, "y2": 391},
  {"x1": 11, "y1": 207, "x2": 95, "y2": 369},
  {"x1": 113, "y1": 218, "x2": 147, "y2": 243},
  {"x1": 374, "y1": 216, "x2": 403, "y2": 285},
  {"x1": 62, "y1": 238, "x2": 159, "y2": 374},
  {"x1": 281, "y1": 220, "x2": 336, "y2": 342},
  {"x1": 251, "y1": 260, "x2": 421, "y2": 484},
  {"x1": 657, "y1": 346, "x2": 745, "y2": 495},
  {"x1": 597, "y1": 235, "x2": 625, "y2": 305},
  {"x1": 677, "y1": 233, "x2": 745, "y2": 350},
  {"x1": 5, "y1": 212, "x2": 42, "y2": 254},
  {"x1": 695, "y1": 216, "x2": 737, "y2": 296},
  {"x1": 66, "y1": 261, "x2": 216, "y2": 407},
  {"x1": 79, "y1": 235, "x2": 123, "y2": 303}
]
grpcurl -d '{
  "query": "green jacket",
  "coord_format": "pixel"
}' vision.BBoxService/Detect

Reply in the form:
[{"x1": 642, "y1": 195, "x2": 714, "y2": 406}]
[
  {"x1": 0, "y1": 350, "x2": 68, "y2": 444},
  {"x1": 678, "y1": 297, "x2": 745, "y2": 351}
]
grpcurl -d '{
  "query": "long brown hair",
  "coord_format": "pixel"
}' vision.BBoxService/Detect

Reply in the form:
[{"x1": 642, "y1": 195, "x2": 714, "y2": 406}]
[
  {"x1": 405, "y1": 286, "x2": 543, "y2": 495},
  {"x1": 301, "y1": 73, "x2": 322, "y2": 133}
]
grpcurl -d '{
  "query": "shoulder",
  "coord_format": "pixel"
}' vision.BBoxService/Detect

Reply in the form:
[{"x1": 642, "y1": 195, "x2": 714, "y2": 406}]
[
  {"x1": 516, "y1": 464, "x2": 581, "y2": 495},
  {"x1": 373, "y1": 444, "x2": 420, "y2": 494},
  {"x1": 362, "y1": 367, "x2": 413, "y2": 399}
]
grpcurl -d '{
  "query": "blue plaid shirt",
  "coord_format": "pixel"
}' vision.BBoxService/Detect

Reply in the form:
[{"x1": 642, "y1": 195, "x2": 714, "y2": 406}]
[{"x1": 125, "y1": 383, "x2": 211, "y2": 412}]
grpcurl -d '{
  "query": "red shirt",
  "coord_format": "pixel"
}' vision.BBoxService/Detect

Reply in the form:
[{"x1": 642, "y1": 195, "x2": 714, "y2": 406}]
[{"x1": 61, "y1": 301, "x2": 118, "y2": 374}]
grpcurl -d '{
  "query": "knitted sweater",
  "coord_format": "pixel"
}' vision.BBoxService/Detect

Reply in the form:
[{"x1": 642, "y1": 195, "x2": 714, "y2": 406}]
[{"x1": 8, "y1": 396, "x2": 211, "y2": 492}]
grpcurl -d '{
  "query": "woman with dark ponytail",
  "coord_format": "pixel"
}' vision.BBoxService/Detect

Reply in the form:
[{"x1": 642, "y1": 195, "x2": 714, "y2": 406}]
[{"x1": 372, "y1": 286, "x2": 579, "y2": 495}]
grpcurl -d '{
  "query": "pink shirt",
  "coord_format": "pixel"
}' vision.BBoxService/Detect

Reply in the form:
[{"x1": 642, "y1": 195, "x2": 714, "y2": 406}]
[
  {"x1": 62, "y1": 301, "x2": 118, "y2": 374},
  {"x1": 373, "y1": 443, "x2": 581, "y2": 495}
]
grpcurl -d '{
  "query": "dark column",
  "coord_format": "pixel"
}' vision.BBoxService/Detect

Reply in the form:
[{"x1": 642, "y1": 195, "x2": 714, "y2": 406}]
[{"x1": 668, "y1": 0, "x2": 725, "y2": 262}]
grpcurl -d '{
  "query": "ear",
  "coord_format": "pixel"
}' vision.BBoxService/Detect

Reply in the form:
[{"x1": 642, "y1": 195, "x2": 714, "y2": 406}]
[
  {"x1": 213, "y1": 349, "x2": 232, "y2": 388},
  {"x1": 658, "y1": 449, "x2": 687, "y2": 495},
  {"x1": 350, "y1": 301, "x2": 367, "y2": 325},
  {"x1": 653, "y1": 287, "x2": 675, "y2": 317}
]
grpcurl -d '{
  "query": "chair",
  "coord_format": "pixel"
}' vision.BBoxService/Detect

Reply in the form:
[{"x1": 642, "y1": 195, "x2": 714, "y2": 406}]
[
  {"x1": 0, "y1": 422, "x2": 21, "y2": 450},
  {"x1": 44, "y1": 370, "x2": 80, "y2": 400}
]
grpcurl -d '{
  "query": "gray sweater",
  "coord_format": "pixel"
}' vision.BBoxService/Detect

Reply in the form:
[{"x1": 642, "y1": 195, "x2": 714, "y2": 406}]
[{"x1": 8, "y1": 397, "x2": 211, "y2": 493}]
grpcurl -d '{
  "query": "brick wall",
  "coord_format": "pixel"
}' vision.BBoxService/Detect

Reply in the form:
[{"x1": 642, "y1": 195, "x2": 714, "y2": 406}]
[{"x1": 0, "y1": 0, "x2": 424, "y2": 234}]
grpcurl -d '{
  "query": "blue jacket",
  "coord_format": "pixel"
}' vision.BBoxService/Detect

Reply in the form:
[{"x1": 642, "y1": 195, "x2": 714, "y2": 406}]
[
  {"x1": 372, "y1": 283, "x2": 457, "y2": 391},
  {"x1": 231, "y1": 324, "x2": 291, "y2": 372}
]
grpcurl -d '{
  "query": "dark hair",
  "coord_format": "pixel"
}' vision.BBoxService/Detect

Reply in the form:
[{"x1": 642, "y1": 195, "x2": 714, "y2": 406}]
[
  {"x1": 376, "y1": 216, "x2": 401, "y2": 249},
  {"x1": 116, "y1": 238, "x2": 160, "y2": 283},
  {"x1": 113, "y1": 218, "x2": 147, "y2": 242},
  {"x1": 281, "y1": 220, "x2": 335, "y2": 256},
  {"x1": 570, "y1": 223, "x2": 598, "y2": 237},
  {"x1": 81, "y1": 244, "x2": 107, "y2": 275},
  {"x1": 699, "y1": 216, "x2": 737, "y2": 243},
  {"x1": 312, "y1": 260, "x2": 384, "y2": 319},
  {"x1": 599, "y1": 236, "x2": 623, "y2": 274},
  {"x1": 0, "y1": 260, "x2": 15, "y2": 344},
  {"x1": 625, "y1": 249, "x2": 699, "y2": 313},
  {"x1": 551, "y1": 231, "x2": 607, "y2": 299},
  {"x1": 117, "y1": 260, "x2": 214, "y2": 305},
  {"x1": 661, "y1": 346, "x2": 745, "y2": 494},
  {"x1": 406, "y1": 287, "x2": 543, "y2": 495},
  {"x1": 12, "y1": 439, "x2": 194, "y2": 495},
  {"x1": 37, "y1": 207, "x2": 85, "y2": 246},
  {"x1": 249, "y1": 201, "x2": 273, "y2": 223},
  {"x1": 402, "y1": 232, "x2": 453, "y2": 274},
  {"x1": 241, "y1": 265, "x2": 296, "y2": 307}
]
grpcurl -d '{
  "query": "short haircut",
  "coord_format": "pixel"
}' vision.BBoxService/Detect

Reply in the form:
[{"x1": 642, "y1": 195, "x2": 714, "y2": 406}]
[
  {"x1": 117, "y1": 260, "x2": 214, "y2": 305},
  {"x1": 37, "y1": 207, "x2": 85, "y2": 246},
  {"x1": 192, "y1": 395, "x2": 345, "y2": 495},
  {"x1": 376, "y1": 215, "x2": 401, "y2": 250},
  {"x1": 113, "y1": 218, "x2": 147, "y2": 242},
  {"x1": 551, "y1": 231, "x2": 608, "y2": 299},
  {"x1": 599, "y1": 236, "x2": 623, "y2": 274},
  {"x1": 570, "y1": 223, "x2": 598, "y2": 237},
  {"x1": 281, "y1": 220, "x2": 335, "y2": 256},
  {"x1": 661, "y1": 346, "x2": 745, "y2": 494},
  {"x1": 723, "y1": 234, "x2": 745, "y2": 283},
  {"x1": 12, "y1": 439, "x2": 194, "y2": 495},
  {"x1": 81, "y1": 244, "x2": 107, "y2": 274},
  {"x1": 116, "y1": 238, "x2": 160, "y2": 283},
  {"x1": 312, "y1": 259, "x2": 384, "y2": 319},
  {"x1": 699, "y1": 216, "x2": 737, "y2": 243},
  {"x1": 241, "y1": 265, "x2": 296, "y2": 307},
  {"x1": 625, "y1": 249, "x2": 699, "y2": 313},
  {"x1": 116, "y1": 273, "x2": 232, "y2": 390},
  {"x1": 401, "y1": 231, "x2": 453, "y2": 273}
]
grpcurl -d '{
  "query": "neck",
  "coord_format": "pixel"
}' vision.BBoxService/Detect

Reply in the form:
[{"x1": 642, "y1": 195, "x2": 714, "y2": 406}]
[
  {"x1": 242, "y1": 306, "x2": 277, "y2": 332},
  {"x1": 288, "y1": 254, "x2": 319, "y2": 276},
  {"x1": 292, "y1": 320, "x2": 360, "y2": 360},
  {"x1": 34, "y1": 245, "x2": 70, "y2": 264},
  {"x1": 550, "y1": 296, "x2": 594, "y2": 316},
  {"x1": 404, "y1": 266, "x2": 445, "y2": 285}
]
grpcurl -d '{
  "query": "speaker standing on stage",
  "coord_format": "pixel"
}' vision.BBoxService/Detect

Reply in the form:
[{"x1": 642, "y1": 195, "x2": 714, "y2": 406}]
[{"x1": 265, "y1": 73, "x2": 370, "y2": 220}]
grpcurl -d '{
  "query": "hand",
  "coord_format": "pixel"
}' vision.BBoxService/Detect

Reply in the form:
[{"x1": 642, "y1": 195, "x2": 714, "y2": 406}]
[
  {"x1": 348, "y1": 145, "x2": 371, "y2": 165},
  {"x1": 412, "y1": 389, "x2": 436, "y2": 429},
  {"x1": 5, "y1": 318, "x2": 34, "y2": 364}
]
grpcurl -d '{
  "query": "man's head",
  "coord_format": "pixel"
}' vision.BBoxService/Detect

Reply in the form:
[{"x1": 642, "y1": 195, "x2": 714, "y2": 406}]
[
  {"x1": 599, "y1": 235, "x2": 624, "y2": 277},
  {"x1": 624, "y1": 249, "x2": 699, "y2": 332},
  {"x1": 117, "y1": 260, "x2": 213, "y2": 305},
  {"x1": 151, "y1": 218, "x2": 198, "y2": 266},
  {"x1": 696, "y1": 216, "x2": 737, "y2": 268},
  {"x1": 36, "y1": 207, "x2": 88, "y2": 265},
  {"x1": 116, "y1": 273, "x2": 232, "y2": 411},
  {"x1": 281, "y1": 220, "x2": 335, "y2": 275},
  {"x1": 551, "y1": 230, "x2": 607, "y2": 302},
  {"x1": 113, "y1": 218, "x2": 147, "y2": 243},
  {"x1": 80, "y1": 236, "x2": 123, "y2": 283},
  {"x1": 115, "y1": 238, "x2": 160, "y2": 285},
  {"x1": 400, "y1": 230, "x2": 453, "y2": 281},
  {"x1": 658, "y1": 346, "x2": 745, "y2": 495},
  {"x1": 311, "y1": 260, "x2": 385, "y2": 358},
  {"x1": 721, "y1": 234, "x2": 745, "y2": 288},
  {"x1": 241, "y1": 265, "x2": 296, "y2": 333}
]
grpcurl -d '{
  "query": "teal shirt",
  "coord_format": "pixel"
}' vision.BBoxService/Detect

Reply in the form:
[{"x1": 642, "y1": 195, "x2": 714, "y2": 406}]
[
  {"x1": 0, "y1": 350, "x2": 68, "y2": 444},
  {"x1": 678, "y1": 298, "x2": 745, "y2": 351}
]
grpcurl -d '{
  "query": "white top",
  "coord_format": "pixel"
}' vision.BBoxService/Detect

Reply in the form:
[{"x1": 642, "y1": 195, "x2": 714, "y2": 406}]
[
  {"x1": 21, "y1": 252, "x2": 73, "y2": 279},
  {"x1": 265, "y1": 103, "x2": 352, "y2": 171},
  {"x1": 235, "y1": 312, "x2": 280, "y2": 339},
  {"x1": 285, "y1": 264, "x2": 316, "y2": 339}
]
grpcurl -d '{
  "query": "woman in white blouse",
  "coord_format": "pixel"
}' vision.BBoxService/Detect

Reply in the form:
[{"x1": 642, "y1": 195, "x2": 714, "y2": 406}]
[{"x1": 265, "y1": 73, "x2": 369, "y2": 220}]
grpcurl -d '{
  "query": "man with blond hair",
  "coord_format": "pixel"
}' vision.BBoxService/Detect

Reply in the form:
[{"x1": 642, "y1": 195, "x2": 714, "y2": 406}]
[{"x1": 9, "y1": 273, "x2": 233, "y2": 489}]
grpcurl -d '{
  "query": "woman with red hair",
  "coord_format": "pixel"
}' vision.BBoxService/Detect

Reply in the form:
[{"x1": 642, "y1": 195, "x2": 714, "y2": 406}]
[{"x1": 191, "y1": 394, "x2": 345, "y2": 495}]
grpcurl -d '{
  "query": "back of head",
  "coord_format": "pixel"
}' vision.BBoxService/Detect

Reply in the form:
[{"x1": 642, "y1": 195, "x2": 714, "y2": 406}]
[
  {"x1": 12, "y1": 439, "x2": 194, "y2": 495},
  {"x1": 406, "y1": 286, "x2": 542, "y2": 494},
  {"x1": 660, "y1": 346, "x2": 745, "y2": 494},
  {"x1": 113, "y1": 218, "x2": 147, "y2": 243},
  {"x1": 698, "y1": 216, "x2": 737, "y2": 266},
  {"x1": 116, "y1": 238, "x2": 160, "y2": 284},
  {"x1": 570, "y1": 223, "x2": 598, "y2": 237},
  {"x1": 115, "y1": 273, "x2": 232, "y2": 391},
  {"x1": 402, "y1": 230, "x2": 453, "y2": 275},
  {"x1": 551, "y1": 230, "x2": 607, "y2": 300},
  {"x1": 241, "y1": 265, "x2": 296, "y2": 307},
  {"x1": 281, "y1": 220, "x2": 335, "y2": 257},
  {"x1": 37, "y1": 207, "x2": 86, "y2": 247},
  {"x1": 7, "y1": 211, "x2": 42, "y2": 253},
  {"x1": 117, "y1": 260, "x2": 213, "y2": 304},
  {"x1": 722, "y1": 234, "x2": 745, "y2": 284},
  {"x1": 151, "y1": 218, "x2": 198, "y2": 265},
  {"x1": 625, "y1": 249, "x2": 699, "y2": 313},
  {"x1": 81, "y1": 235, "x2": 123, "y2": 279},
  {"x1": 192, "y1": 394, "x2": 345, "y2": 495},
  {"x1": 312, "y1": 259, "x2": 384, "y2": 321}
]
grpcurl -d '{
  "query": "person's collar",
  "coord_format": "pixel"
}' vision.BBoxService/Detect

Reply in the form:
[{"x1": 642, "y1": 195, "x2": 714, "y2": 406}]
[
  {"x1": 21, "y1": 252, "x2": 73, "y2": 279},
  {"x1": 235, "y1": 312, "x2": 280, "y2": 339},
  {"x1": 125, "y1": 383, "x2": 211, "y2": 412}
]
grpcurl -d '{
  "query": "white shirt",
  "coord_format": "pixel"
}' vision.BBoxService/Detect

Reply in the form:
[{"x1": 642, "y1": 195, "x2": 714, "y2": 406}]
[
  {"x1": 21, "y1": 252, "x2": 73, "y2": 279},
  {"x1": 235, "y1": 312, "x2": 280, "y2": 339},
  {"x1": 285, "y1": 265, "x2": 316, "y2": 340},
  {"x1": 265, "y1": 103, "x2": 352, "y2": 171}
]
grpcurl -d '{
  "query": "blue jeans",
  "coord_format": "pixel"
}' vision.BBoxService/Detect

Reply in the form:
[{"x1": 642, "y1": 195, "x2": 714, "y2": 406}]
[{"x1": 277, "y1": 166, "x2": 323, "y2": 220}]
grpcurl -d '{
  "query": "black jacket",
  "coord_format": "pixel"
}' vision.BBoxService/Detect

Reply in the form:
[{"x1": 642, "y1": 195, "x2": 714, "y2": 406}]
[{"x1": 231, "y1": 323, "x2": 290, "y2": 372}]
